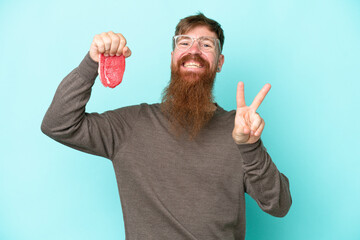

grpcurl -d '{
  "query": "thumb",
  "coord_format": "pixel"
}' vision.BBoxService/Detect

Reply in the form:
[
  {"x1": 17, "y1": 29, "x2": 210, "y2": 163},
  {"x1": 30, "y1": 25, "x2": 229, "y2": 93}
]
[{"x1": 123, "y1": 46, "x2": 132, "y2": 58}]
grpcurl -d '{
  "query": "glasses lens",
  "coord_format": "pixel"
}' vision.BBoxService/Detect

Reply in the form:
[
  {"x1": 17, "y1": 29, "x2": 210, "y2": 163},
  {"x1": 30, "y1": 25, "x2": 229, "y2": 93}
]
[
  {"x1": 198, "y1": 37, "x2": 216, "y2": 52},
  {"x1": 176, "y1": 36, "x2": 193, "y2": 50},
  {"x1": 174, "y1": 35, "x2": 219, "y2": 52}
]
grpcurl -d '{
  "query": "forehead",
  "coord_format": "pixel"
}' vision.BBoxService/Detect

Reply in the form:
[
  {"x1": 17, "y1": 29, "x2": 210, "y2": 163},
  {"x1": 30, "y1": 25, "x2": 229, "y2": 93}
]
[{"x1": 182, "y1": 25, "x2": 217, "y2": 39}]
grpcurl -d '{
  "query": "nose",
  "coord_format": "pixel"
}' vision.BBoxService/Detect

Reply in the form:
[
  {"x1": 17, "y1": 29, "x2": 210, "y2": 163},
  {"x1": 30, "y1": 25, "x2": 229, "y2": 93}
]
[{"x1": 188, "y1": 40, "x2": 202, "y2": 54}]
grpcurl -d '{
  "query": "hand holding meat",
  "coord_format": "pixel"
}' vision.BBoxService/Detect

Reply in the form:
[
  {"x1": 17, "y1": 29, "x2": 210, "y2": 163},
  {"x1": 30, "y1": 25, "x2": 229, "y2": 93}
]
[
  {"x1": 232, "y1": 82, "x2": 271, "y2": 144},
  {"x1": 89, "y1": 31, "x2": 132, "y2": 62}
]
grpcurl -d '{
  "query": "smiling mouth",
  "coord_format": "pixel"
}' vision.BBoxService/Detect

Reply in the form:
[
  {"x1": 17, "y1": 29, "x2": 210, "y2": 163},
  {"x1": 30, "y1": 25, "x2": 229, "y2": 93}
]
[{"x1": 182, "y1": 61, "x2": 204, "y2": 68}]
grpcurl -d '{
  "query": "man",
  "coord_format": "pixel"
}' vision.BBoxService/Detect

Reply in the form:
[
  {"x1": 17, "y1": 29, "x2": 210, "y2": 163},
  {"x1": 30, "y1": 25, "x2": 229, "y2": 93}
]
[{"x1": 42, "y1": 13, "x2": 291, "y2": 240}]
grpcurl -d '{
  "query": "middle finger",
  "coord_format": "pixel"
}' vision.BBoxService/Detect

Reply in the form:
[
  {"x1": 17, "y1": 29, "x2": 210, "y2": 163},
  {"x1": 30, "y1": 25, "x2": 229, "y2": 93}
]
[
  {"x1": 108, "y1": 31, "x2": 120, "y2": 56},
  {"x1": 100, "y1": 32, "x2": 112, "y2": 56}
]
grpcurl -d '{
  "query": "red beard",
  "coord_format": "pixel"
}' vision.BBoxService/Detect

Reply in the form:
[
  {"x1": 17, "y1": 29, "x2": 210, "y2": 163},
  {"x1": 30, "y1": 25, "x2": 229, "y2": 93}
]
[{"x1": 161, "y1": 53, "x2": 217, "y2": 139}]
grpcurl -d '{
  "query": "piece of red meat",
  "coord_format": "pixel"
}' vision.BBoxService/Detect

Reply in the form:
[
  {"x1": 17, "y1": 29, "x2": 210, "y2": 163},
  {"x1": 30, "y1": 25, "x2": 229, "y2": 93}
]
[{"x1": 98, "y1": 54, "x2": 126, "y2": 88}]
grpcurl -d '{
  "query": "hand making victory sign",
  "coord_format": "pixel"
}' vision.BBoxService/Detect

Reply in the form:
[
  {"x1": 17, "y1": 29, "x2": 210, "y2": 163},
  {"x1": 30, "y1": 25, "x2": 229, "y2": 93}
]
[{"x1": 232, "y1": 81, "x2": 272, "y2": 145}]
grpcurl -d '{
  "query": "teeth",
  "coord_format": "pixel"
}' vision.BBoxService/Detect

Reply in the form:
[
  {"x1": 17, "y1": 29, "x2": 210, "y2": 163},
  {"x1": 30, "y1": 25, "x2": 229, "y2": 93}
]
[{"x1": 184, "y1": 62, "x2": 201, "y2": 68}]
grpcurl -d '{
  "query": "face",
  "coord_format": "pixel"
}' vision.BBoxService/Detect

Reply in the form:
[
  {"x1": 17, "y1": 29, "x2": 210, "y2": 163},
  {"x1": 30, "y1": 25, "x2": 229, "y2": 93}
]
[{"x1": 171, "y1": 25, "x2": 225, "y2": 79}]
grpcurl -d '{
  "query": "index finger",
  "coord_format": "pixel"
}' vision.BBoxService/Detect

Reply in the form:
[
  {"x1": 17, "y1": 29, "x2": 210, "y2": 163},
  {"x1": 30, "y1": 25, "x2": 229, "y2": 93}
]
[
  {"x1": 250, "y1": 83, "x2": 271, "y2": 110},
  {"x1": 236, "y1": 81, "x2": 246, "y2": 108}
]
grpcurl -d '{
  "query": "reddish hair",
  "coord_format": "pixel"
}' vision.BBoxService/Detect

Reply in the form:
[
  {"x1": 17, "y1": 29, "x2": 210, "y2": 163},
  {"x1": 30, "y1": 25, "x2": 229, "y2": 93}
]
[{"x1": 174, "y1": 13, "x2": 225, "y2": 52}]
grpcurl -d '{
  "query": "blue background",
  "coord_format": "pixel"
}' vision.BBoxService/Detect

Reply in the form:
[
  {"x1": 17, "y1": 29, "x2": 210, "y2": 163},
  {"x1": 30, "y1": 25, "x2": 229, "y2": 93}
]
[{"x1": 1, "y1": 0, "x2": 359, "y2": 239}]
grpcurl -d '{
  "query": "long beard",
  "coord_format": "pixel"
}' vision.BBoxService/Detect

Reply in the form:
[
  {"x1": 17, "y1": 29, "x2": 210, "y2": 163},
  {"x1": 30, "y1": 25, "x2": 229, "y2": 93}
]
[{"x1": 161, "y1": 54, "x2": 217, "y2": 139}]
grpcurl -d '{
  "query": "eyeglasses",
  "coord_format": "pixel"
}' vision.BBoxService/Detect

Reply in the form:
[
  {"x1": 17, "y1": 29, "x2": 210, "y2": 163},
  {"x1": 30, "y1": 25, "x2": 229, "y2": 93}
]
[{"x1": 173, "y1": 35, "x2": 221, "y2": 53}]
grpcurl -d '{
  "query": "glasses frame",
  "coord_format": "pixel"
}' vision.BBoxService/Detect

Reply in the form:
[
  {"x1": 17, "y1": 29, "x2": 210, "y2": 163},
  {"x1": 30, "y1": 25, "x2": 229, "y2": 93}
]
[{"x1": 173, "y1": 35, "x2": 221, "y2": 53}]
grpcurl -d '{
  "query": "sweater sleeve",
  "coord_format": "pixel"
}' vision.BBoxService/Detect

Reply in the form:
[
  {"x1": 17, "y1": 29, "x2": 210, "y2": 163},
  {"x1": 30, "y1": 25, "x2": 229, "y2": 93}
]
[
  {"x1": 41, "y1": 52, "x2": 141, "y2": 160},
  {"x1": 238, "y1": 139, "x2": 292, "y2": 217}
]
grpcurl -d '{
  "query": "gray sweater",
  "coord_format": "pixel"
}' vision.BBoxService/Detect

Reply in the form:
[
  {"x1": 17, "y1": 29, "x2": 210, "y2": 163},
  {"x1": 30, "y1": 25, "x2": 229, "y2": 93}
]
[{"x1": 41, "y1": 53, "x2": 292, "y2": 240}]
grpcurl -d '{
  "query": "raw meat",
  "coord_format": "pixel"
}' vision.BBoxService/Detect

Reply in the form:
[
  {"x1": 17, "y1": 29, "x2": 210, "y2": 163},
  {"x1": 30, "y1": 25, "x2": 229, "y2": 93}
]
[{"x1": 98, "y1": 54, "x2": 126, "y2": 88}]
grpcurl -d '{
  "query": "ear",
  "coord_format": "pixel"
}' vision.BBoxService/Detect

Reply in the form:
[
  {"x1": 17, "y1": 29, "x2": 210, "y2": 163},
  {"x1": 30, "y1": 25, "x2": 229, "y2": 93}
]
[{"x1": 216, "y1": 54, "x2": 225, "y2": 72}]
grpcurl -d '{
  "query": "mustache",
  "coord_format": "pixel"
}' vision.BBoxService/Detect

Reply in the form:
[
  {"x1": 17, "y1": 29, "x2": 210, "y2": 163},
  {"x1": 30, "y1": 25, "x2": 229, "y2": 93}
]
[{"x1": 178, "y1": 54, "x2": 209, "y2": 68}]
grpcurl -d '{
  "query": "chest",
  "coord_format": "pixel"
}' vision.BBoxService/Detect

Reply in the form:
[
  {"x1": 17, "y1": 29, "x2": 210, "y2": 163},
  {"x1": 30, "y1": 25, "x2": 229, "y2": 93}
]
[
  {"x1": 113, "y1": 116, "x2": 246, "y2": 231},
  {"x1": 117, "y1": 119, "x2": 244, "y2": 194}
]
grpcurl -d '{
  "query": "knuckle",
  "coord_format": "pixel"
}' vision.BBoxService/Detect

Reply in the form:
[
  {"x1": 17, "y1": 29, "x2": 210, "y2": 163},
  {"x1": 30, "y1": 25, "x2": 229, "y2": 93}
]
[
  {"x1": 112, "y1": 37, "x2": 120, "y2": 44},
  {"x1": 120, "y1": 38, "x2": 127, "y2": 45},
  {"x1": 100, "y1": 32, "x2": 108, "y2": 39},
  {"x1": 96, "y1": 41, "x2": 104, "y2": 48},
  {"x1": 103, "y1": 38, "x2": 111, "y2": 46}
]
